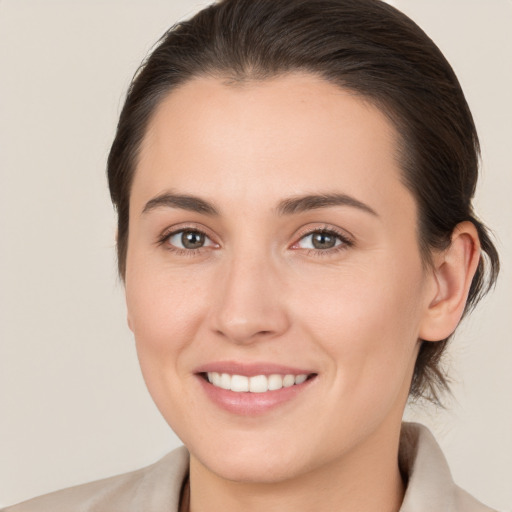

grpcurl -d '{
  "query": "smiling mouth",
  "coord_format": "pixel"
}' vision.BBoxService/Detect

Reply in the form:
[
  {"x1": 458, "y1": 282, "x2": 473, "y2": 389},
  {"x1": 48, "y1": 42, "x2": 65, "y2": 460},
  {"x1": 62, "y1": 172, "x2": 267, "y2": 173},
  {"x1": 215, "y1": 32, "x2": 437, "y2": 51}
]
[{"x1": 202, "y1": 372, "x2": 317, "y2": 393}]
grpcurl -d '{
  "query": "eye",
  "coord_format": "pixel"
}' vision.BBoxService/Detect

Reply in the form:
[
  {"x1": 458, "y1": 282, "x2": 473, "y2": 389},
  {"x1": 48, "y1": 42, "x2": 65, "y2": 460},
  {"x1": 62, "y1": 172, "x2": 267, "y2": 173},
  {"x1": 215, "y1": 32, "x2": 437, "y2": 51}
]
[
  {"x1": 294, "y1": 229, "x2": 352, "y2": 251},
  {"x1": 165, "y1": 229, "x2": 217, "y2": 251}
]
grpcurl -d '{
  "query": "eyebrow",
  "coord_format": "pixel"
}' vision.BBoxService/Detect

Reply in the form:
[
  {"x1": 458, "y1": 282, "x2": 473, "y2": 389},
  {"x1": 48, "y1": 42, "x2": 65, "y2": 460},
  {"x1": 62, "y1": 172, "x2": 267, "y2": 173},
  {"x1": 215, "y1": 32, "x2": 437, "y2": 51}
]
[
  {"x1": 275, "y1": 193, "x2": 378, "y2": 217},
  {"x1": 142, "y1": 192, "x2": 219, "y2": 216},
  {"x1": 142, "y1": 191, "x2": 378, "y2": 217}
]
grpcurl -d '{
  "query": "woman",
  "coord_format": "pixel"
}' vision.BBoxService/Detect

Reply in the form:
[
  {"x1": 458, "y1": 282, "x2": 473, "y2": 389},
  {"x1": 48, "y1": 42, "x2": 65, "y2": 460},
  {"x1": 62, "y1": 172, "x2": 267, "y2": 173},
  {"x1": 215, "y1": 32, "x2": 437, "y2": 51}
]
[{"x1": 2, "y1": 0, "x2": 502, "y2": 511}]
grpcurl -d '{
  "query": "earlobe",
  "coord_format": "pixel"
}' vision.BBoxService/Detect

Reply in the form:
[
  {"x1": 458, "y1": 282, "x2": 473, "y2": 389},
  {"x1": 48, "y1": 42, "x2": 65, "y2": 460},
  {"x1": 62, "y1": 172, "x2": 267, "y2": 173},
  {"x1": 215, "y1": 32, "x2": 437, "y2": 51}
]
[
  {"x1": 127, "y1": 314, "x2": 134, "y2": 333},
  {"x1": 419, "y1": 221, "x2": 481, "y2": 342}
]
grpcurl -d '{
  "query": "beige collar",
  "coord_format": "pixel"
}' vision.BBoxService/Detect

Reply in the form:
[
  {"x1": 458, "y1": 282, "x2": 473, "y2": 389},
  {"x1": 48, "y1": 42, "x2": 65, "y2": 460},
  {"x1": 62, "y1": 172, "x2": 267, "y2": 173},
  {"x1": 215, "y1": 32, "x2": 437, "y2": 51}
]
[{"x1": 173, "y1": 423, "x2": 495, "y2": 512}]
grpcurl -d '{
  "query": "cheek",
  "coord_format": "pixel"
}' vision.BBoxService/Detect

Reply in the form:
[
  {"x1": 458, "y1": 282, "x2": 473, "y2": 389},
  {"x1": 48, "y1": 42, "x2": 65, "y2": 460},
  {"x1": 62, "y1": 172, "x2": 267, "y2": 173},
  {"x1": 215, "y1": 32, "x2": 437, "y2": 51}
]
[
  {"x1": 125, "y1": 262, "x2": 214, "y2": 428},
  {"x1": 292, "y1": 258, "x2": 425, "y2": 394},
  {"x1": 124, "y1": 258, "x2": 208, "y2": 389},
  {"x1": 126, "y1": 251, "x2": 207, "y2": 338}
]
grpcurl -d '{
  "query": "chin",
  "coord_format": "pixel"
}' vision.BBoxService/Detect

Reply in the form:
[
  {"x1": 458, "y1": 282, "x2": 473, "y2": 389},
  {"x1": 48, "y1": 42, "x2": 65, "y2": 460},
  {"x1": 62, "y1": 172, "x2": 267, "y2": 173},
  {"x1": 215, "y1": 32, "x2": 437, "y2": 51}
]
[
  {"x1": 186, "y1": 429, "x2": 321, "y2": 485},
  {"x1": 196, "y1": 451, "x2": 307, "y2": 484}
]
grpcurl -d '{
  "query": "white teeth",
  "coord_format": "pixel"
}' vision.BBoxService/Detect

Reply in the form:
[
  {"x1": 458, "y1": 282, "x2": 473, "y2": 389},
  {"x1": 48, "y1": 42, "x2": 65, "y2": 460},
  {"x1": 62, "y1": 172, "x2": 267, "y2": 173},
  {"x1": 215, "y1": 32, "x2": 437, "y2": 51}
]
[
  {"x1": 230, "y1": 374, "x2": 249, "y2": 392},
  {"x1": 283, "y1": 374, "x2": 295, "y2": 387},
  {"x1": 249, "y1": 375, "x2": 268, "y2": 393},
  {"x1": 268, "y1": 374, "x2": 283, "y2": 391},
  {"x1": 295, "y1": 374, "x2": 308, "y2": 385},
  {"x1": 206, "y1": 372, "x2": 310, "y2": 392},
  {"x1": 219, "y1": 373, "x2": 231, "y2": 390}
]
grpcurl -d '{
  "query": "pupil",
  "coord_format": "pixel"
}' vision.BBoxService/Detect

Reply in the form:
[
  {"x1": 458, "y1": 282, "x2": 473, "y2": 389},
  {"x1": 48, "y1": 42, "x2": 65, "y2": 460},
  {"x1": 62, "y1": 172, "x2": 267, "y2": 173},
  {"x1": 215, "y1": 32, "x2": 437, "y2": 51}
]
[
  {"x1": 312, "y1": 232, "x2": 335, "y2": 249},
  {"x1": 182, "y1": 231, "x2": 204, "y2": 249}
]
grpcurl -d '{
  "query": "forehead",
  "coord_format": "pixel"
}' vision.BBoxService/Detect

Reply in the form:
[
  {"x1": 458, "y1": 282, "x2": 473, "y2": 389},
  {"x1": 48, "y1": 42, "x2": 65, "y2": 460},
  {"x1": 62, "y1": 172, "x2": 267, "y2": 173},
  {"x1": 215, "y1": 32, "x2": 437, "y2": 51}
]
[{"x1": 133, "y1": 73, "x2": 414, "y2": 221}]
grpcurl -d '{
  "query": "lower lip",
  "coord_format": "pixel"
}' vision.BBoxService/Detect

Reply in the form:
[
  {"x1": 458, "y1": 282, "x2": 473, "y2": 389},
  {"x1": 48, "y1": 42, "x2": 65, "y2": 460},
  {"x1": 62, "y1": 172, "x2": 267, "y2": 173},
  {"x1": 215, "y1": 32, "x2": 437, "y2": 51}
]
[{"x1": 197, "y1": 375, "x2": 316, "y2": 416}]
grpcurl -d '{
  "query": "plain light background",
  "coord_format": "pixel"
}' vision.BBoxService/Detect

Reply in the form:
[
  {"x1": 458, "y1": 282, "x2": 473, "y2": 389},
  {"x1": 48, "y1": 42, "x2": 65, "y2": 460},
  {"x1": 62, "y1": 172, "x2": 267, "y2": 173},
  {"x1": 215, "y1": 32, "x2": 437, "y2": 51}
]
[{"x1": 0, "y1": 0, "x2": 510, "y2": 509}]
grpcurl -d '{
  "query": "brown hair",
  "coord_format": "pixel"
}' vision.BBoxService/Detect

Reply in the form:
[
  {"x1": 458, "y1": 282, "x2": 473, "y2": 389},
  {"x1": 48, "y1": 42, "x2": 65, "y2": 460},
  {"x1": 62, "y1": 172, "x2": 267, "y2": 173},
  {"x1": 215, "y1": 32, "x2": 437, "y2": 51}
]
[{"x1": 107, "y1": 0, "x2": 499, "y2": 403}]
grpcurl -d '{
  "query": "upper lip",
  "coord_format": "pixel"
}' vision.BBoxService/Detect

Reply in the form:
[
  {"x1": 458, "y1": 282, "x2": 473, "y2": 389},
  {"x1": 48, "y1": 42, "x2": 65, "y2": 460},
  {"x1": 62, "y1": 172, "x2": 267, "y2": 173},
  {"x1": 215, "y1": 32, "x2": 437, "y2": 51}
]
[{"x1": 194, "y1": 361, "x2": 316, "y2": 377}]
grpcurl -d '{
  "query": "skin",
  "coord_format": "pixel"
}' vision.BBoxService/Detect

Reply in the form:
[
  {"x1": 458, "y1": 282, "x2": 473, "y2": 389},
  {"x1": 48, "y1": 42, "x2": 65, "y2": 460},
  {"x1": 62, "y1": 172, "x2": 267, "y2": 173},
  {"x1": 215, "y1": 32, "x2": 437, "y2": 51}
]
[{"x1": 125, "y1": 73, "x2": 480, "y2": 512}]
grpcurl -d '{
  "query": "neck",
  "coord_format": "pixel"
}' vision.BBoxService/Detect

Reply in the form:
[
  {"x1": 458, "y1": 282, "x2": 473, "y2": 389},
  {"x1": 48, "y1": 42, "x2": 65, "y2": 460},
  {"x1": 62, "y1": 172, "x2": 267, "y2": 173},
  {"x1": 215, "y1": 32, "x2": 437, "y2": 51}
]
[{"x1": 187, "y1": 423, "x2": 405, "y2": 512}]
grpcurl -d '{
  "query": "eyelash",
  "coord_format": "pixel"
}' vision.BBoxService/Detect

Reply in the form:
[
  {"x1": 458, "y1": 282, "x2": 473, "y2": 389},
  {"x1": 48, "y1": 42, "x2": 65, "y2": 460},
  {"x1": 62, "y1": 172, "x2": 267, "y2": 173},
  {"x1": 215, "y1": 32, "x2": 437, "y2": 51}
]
[
  {"x1": 156, "y1": 225, "x2": 216, "y2": 257},
  {"x1": 157, "y1": 225, "x2": 354, "y2": 257},
  {"x1": 294, "y1": 226, "x2": 354, "y2": 257}
]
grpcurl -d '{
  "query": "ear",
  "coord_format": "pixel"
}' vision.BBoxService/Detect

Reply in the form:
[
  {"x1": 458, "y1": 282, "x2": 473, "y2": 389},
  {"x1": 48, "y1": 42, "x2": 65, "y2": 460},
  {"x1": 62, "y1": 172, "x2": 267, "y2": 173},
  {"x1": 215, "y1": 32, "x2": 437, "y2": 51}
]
[
  {"x1": 419, "y1": 221, "x2": 481, "y2": 342},
  {"x1": 127, "y1": 314, "x2": 134, "y2": 333}
]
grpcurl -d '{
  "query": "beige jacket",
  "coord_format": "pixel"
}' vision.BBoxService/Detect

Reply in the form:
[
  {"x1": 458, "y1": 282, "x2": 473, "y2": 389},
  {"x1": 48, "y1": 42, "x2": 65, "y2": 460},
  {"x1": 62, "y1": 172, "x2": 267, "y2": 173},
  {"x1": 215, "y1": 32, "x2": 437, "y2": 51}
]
[{"x1": 2, "y1": 423, "x2": 496, "y2": 512}]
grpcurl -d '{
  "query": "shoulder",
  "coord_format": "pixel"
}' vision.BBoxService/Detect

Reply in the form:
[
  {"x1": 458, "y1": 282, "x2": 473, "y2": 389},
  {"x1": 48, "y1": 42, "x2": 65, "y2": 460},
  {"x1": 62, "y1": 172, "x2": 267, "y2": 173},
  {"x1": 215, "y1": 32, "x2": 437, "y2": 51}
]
[
  {"x1": 399, "y1": 423, "x2": 497, "y2": 512},
  {"x1": 1, "y1": 446, "x2": 189, "y2": 512}
]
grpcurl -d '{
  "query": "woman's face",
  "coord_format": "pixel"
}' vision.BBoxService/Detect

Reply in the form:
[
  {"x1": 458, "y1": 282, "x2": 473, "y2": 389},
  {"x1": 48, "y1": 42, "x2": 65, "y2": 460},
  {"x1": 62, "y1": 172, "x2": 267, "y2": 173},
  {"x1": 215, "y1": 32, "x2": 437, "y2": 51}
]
[{"x1": 125, "y1": 73, "x2": 436, "y2": 483}]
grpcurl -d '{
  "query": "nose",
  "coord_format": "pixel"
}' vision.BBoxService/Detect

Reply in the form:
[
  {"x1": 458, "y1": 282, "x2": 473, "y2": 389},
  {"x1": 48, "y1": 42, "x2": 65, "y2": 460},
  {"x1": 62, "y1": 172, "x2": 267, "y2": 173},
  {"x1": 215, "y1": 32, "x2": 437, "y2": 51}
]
[{"x1": 209, "y1": 250, "x2": 291, "y2": 345}]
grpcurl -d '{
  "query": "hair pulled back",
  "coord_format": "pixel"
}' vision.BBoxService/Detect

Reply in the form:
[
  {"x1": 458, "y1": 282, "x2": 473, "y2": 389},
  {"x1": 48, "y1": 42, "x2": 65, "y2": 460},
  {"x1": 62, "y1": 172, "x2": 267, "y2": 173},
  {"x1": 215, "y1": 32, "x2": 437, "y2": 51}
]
[{"x1": 107, "y1": 0, "x2": 499, "y2": 403}]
